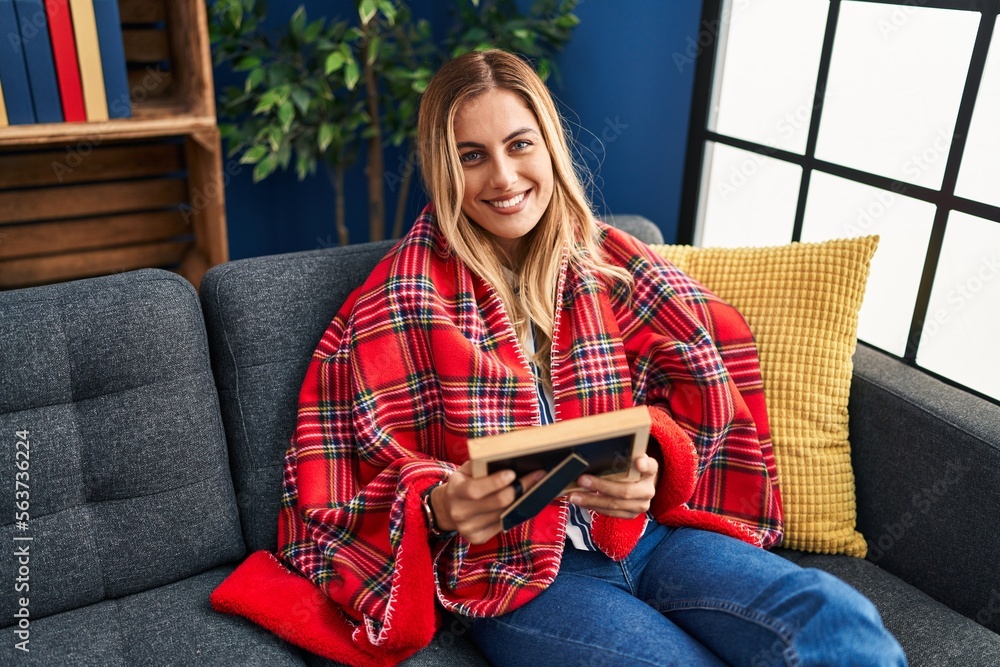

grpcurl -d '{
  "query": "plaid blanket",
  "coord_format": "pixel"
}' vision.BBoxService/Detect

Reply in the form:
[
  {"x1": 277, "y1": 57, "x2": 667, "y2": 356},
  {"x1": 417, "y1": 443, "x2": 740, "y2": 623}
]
[{"x1": 211, "y1": 205, "x2": 783, "y2": 666}]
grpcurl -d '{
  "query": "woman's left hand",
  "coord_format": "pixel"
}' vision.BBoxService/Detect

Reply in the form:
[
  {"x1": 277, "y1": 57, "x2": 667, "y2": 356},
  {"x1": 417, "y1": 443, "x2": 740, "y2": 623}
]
[{"x1": 568, "y1": 454, "x2": 658, "y2": 519}]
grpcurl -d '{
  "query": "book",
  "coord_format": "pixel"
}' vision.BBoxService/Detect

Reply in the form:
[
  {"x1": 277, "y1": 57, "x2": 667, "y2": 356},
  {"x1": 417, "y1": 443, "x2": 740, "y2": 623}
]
[
  {"x1": 92, "y1": 0, "x2": 129, "y2": 118},
  {"x1": 44, "y1": 0, "x2": 85, "y2": 122},
  {"x1": 467, "y1": 406, "x2": 651, "y2": 530},
  {"x1": 0, "y1": 0, "x2": 36, "y2": 124},
  {"x1": 14, "y1": 0, "x2": 63, "y2": 123},
  {"x1": 0, "y1": 79, "x2": 8, "y2": 125},
  {"x1": 68, "y1": 0, "x2": 107, "y2": 121}
]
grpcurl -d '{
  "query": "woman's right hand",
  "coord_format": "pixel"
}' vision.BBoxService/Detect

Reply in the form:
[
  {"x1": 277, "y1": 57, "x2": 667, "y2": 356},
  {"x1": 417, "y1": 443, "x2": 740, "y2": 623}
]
[{"x1": 430, "y1": 461, "x2": 545, "y2": 544}]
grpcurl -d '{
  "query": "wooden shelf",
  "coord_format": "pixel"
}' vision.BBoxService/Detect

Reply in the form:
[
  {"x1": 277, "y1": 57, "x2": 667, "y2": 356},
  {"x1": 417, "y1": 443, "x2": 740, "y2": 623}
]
[
  {"x1": 0, "y1": 116, "x2": 217, "y2": 147},
  {"x1": 0, "y1": 0, "x2": 227, "y2": 290}
]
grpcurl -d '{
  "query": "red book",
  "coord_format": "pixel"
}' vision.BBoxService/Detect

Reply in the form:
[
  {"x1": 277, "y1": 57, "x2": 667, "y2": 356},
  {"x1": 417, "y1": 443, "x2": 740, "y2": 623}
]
[{"x1": 44, "y1": 0, "x2": 86, "y2": 122}]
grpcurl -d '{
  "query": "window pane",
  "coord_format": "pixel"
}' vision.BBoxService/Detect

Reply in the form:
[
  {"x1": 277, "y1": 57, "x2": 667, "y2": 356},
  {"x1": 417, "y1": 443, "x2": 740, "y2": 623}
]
[
  {"x1": 698, "y1": 142, "x2": 800, "y2": 248},
  {"x1": 956, "y1": 16, "x2": 1000, "y2": 208},
  {"x1": 800, "y1": 171, "x2": 936, "y2": 355},
  {"x1": 712, "y1": 0, "x2": 829, "y2": 154},
  {"x1": 815, "y1": 3, "x2": 978, "y2": 189},
  {"x1": 917, "y1": 212, "x2": 1000, "y2": 400}
]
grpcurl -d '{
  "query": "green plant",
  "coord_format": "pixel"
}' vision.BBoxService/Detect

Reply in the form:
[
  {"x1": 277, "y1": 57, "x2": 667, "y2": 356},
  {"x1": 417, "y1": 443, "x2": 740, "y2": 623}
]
[{"x1": 210, "y1": 0, "x2": 580, "y2": 245}]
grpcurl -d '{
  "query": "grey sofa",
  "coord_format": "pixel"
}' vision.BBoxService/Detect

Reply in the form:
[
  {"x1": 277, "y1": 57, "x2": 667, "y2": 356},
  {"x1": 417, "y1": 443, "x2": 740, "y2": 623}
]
[{"x1": 2, "y1": 215, "x2": 999, "y2": 666}]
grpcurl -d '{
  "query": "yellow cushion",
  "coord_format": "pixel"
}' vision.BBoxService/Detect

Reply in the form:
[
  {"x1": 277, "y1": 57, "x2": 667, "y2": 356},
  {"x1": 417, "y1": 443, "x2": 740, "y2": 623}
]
[{"x1": 651, "y1": 236, "x2": 879, "y2": 557}]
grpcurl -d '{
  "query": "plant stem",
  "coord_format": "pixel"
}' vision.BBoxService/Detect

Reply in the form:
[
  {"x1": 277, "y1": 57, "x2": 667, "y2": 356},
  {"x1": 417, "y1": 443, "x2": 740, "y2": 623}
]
[
  {"x1": 363, "y1": 38, "x2": 385, "y2": 242},
  {"x1": 392, "y1": 146, "x2": 415, "y2": 238},
  {"x1": 328, "y1": 162, "x2": 349, "y2": 246}
]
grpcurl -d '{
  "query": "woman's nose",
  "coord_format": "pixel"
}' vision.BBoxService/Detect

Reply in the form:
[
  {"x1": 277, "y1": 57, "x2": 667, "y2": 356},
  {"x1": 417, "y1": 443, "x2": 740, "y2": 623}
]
[{"x1": 489, "y1": 155, "x2": 517, "y2": 190}]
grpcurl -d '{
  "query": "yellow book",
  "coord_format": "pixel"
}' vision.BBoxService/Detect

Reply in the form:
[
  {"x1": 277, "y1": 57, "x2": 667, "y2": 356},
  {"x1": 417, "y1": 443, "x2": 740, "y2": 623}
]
[
  {"x1": 69, "y1": 0, "x2": 108, "y2": 122},
  {"x1": 0, "y1": 79, "x2": 8, "y2": 127}
]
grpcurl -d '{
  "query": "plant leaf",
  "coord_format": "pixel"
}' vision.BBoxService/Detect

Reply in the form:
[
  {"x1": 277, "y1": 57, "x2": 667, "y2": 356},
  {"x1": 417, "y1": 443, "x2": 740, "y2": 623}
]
[
  {"x1": 245, "y1": 67, "x2": 265, "y2": 93},
  {"x1": 367, "y1": 36, "x2": 382, "y2": 65},
  {"x1": 277, "y1": 100, "x2": 295, "y2": 130},
  {"x1": 555, "y1": 14, "x2": 580, "y2": 29},
  {"x1": 359, "y1": 0, "x2": 377, "y2": 25},
  {"x1": 253, "y1": 155, "x2": 278, "y2": 182},
  {"x1": 240, "y1": 144, "x2": 268, "y2": 164},
  {"x1": 345, "y1": 59, "x2": 361, "y2": 90},
  {"x1": 303, "y1": 18, "x2": 324, "y2": 42},
  {"x1": 377, "y1": 0, "x2": 396, "y2": 25},
  {"x1": 325, "y1": 51, "x2": 345, "y2": 74},
  {"x1": 252, "y1": 90, "x2": 279, "y2": 115},
  {"x1": 290, "y1": 6, "x2": 306, "y2": 38},
  {"x1": 291, "y1": 87, "x2": 310, "y2": 114},
  {"x1": 234, "y1": 55, "x2": 261, "y2": 71},
  {"x1": 319, "y1": 123, "x2": 336, "y2": 151}
]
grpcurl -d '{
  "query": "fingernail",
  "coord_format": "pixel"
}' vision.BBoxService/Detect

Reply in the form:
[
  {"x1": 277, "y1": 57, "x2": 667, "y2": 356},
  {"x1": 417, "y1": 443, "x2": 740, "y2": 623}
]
[
  {"x1": 569, "y1": 494, "x2": 581, "y2": 504},
  {"x1": 578, "y1": 476, "x2": 592, "y2": 488}
]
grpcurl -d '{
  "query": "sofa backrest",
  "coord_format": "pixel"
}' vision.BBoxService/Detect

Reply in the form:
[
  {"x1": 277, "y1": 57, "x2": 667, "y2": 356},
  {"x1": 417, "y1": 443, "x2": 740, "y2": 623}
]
[
  {"x1": 0, "y1": 269, "x2": 245, "y2": 626},
  {"x1": 200, "y1": 216, "x2": 663, "y2": 553}
]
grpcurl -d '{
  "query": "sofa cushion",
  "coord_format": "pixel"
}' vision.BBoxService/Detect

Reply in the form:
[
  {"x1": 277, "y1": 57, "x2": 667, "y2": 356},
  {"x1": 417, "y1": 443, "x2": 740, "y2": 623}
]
[
  {"x1": 8, "y1": 566, "x2": 307, "y2": 665},
  {"x1": 776, "y1": 548, "x2": 1000, "y2": 666},
  {"x1": 0, "y1": 270, "x2": 245, "y2": 625},
  {"x1": 849, "y1": 343, "x2": 1000, "y2": 634},
  {"x1": 651, "y1": 238, "x2": 879, "y2": 557}
]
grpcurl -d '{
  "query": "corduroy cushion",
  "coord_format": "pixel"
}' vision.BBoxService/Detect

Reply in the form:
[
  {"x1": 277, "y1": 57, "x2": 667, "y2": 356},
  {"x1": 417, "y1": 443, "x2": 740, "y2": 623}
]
[{"x1": 651, "y1": 237, "x2": 878, "y2": 556}]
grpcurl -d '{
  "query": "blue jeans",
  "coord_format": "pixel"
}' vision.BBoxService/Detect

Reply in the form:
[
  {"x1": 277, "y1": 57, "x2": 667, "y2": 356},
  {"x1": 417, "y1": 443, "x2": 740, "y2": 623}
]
[{"x1": 466, "y1": 523, "x2": 906, "y2": 666}]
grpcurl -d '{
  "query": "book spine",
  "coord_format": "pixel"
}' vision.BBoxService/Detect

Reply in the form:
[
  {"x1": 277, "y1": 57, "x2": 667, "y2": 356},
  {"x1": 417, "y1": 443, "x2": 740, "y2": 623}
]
[
  {"x1": 91, "y1": 0, "x2": 127, "y2": 118},
  {"x1": 0, "y1": 0, "x2": 37, "y2": 124},
  {"x1": 44, "y1": 0, "x2": 85, "y2": 122},
  {"x1": 67, "y1": 0, "x2": 106, "y2": 121},
  {"x1": 0, "y1": 79, "x2": 9, "y2": 126},
  {"x1": 14, "y1": 0, "x2": 63, "y2": 123}
]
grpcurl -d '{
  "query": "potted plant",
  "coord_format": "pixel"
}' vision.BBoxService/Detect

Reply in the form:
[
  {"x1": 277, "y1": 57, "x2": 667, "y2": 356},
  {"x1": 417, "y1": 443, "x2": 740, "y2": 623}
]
[{"x1": 209, "y1": 0, "x2": 580, "y2": 244}]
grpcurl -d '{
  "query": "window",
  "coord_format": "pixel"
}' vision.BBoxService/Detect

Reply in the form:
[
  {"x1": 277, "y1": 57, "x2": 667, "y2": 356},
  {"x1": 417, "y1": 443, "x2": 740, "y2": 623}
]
[{"x1": 681, "y1": 0, "x2": 1000, "y2": 403}]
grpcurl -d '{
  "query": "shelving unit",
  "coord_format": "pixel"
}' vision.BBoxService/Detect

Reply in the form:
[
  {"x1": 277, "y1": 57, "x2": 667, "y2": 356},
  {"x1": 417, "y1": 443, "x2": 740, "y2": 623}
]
[{"x1": 0, "y1": 0, "x2": 227, "y2": 290}]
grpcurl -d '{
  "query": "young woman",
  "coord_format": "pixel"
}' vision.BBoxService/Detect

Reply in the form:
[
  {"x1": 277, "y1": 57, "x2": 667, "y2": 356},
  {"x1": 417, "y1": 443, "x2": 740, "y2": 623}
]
[{"x1": 213, "y1": 50, "x2": 906, "y2": 666}]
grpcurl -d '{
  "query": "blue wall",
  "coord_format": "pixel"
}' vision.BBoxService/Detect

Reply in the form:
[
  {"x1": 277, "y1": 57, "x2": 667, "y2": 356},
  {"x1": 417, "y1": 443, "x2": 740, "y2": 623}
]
[{"x1": 214, "y1": 2, "x2": 702, "y2": 259}]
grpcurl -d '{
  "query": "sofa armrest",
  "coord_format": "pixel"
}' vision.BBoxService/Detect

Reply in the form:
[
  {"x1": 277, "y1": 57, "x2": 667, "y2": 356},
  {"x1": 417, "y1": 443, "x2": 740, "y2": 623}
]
[{"x1": 848, "y1": 343, "x2": 1000, "y2": 632}]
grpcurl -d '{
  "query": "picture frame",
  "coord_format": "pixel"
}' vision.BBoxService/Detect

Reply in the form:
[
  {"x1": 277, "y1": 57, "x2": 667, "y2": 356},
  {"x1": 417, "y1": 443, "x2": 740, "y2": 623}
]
[{"x1": 467, "y1": 405, "x2": 651, "y2": 496}]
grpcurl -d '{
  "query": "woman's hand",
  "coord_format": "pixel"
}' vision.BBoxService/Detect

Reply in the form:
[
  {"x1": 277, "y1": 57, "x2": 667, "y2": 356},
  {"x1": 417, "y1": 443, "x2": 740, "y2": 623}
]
[
  {"x1": 568, "y1": 455, "x2": 658, "y2": 519},
  {"x1": 430, "y1": 461, "x2": 545, "y2": 545}
]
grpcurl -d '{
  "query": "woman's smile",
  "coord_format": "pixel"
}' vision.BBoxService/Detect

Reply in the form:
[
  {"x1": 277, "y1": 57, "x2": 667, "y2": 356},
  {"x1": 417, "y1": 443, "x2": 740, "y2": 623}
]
[{"x1": 486, "y1": 189, "x2": 530, "y2": 211}]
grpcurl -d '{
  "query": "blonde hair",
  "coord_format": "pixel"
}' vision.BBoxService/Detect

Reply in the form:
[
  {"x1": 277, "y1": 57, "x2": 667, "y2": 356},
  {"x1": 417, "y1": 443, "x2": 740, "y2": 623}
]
[{"x1": 416, "y1": 50, "x2": 631, "y2": 382}]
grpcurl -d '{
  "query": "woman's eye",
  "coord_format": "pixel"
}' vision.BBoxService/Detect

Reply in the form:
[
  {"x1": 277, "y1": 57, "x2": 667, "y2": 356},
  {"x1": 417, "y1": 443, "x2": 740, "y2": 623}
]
[
  {"x1": 511, "y1": 140, "x2": 531, "y2": 151},
  {"x1": 460, "y1": 151, "x2": 482, "y2": 163}
]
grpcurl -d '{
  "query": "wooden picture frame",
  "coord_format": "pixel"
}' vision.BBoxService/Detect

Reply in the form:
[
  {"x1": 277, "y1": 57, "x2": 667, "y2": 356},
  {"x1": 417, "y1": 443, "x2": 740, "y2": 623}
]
[{"x1": 467, "y1": 405, "x2": 651, "y2": 496}]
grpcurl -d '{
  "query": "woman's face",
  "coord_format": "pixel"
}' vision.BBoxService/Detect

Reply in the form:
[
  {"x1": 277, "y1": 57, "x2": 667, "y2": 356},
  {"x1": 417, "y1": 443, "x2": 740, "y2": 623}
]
[{"x1": 453, "y1": 88, "x2": 554, "y2": 256}]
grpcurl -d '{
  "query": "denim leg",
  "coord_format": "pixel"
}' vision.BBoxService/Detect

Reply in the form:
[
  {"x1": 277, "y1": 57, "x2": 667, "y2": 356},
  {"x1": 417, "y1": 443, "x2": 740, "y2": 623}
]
[
  {"x1": 466, "y1": 544, "x2": 727, "y2": 667},
  {"x1": 635, "y1": 526, "x2": 907, "y2": 667}
]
